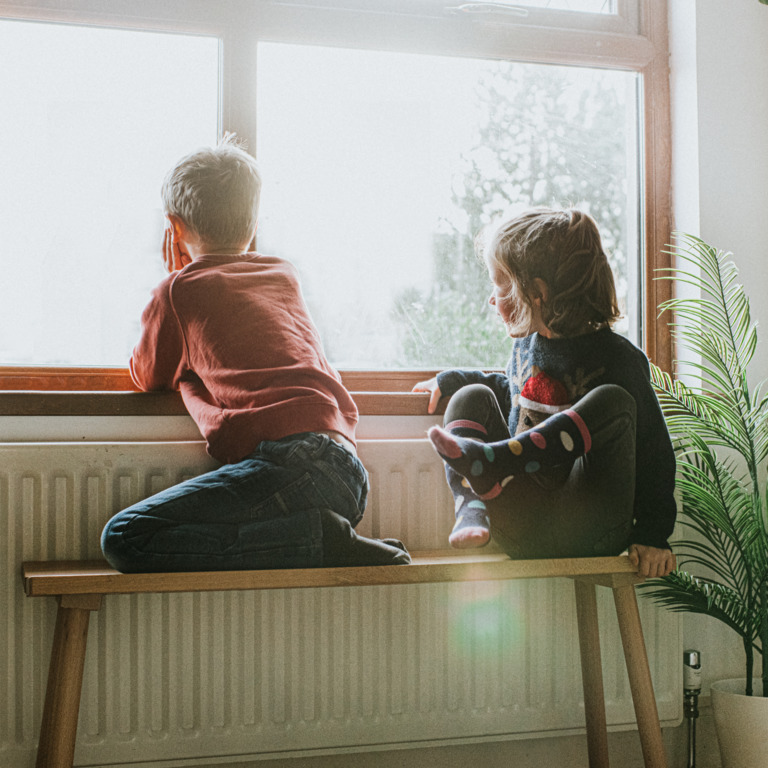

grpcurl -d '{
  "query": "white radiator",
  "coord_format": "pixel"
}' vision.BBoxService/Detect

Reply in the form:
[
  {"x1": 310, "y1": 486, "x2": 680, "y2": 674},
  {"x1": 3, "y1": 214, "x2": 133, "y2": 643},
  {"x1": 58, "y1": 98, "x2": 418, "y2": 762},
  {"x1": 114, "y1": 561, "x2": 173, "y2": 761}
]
[{"x1": 0, "y1": 437, "x2": 681, "y2": 768}]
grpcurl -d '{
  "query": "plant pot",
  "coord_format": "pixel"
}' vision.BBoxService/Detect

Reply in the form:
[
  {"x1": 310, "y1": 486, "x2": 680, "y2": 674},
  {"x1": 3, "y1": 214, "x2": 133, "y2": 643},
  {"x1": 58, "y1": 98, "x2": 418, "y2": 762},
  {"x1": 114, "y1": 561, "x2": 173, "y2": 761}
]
[{"x1": 711, "y1": 678, "x2": 768, "y2": 768}]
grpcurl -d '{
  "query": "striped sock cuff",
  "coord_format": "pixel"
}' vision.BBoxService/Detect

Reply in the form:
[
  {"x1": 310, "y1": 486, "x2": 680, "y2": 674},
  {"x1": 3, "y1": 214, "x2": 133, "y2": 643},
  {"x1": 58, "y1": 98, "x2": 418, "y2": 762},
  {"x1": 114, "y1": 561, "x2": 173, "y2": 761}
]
[
  {"x1": 564, "y1": 409, "x2": 592, "y2": 453},
  {"x1": 445, "y1": 419, "x2": 488, "y2": 435}
]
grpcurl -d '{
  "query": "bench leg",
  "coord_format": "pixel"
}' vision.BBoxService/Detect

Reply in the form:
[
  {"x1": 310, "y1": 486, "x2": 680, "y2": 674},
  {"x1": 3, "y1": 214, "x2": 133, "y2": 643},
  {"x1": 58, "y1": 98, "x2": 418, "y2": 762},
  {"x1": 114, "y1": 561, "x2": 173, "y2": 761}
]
[
  {"x1": 613, "y1": 584, "x2": 668, "y2": 768},
  {"x1": 36, "y1": 594, "x2": 102, "y2": 768},
  {"x1": 574, "y1": 580, "x2": 610, "y2": 768}
]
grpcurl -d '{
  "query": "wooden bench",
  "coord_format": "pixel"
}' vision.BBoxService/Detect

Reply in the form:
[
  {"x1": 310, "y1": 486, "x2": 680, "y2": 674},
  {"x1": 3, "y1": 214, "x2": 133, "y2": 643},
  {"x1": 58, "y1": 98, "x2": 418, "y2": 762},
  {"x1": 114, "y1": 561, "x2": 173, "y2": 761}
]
[{"x1": 22, "y1": 552, "x2": 668, "y2": 768}]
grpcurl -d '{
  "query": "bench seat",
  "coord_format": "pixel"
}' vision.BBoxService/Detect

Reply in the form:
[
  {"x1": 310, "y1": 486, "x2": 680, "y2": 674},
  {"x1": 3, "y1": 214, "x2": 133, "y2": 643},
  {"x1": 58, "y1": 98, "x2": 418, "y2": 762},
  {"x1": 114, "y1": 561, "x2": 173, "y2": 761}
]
[
  {"x1": 23, "y1": 551, "x2": 640, "y2": 595},
  {"x1": 22, "y1": 552, "x2": 667, "y2": 768}
]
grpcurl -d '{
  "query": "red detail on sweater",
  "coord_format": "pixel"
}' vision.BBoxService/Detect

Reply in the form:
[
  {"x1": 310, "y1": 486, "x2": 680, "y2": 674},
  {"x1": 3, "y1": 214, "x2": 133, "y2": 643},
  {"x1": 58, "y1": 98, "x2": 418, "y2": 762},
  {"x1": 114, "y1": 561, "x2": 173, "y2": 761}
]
[{"x1": 519, "y1": 369, "x2": 570, "y2": 409}]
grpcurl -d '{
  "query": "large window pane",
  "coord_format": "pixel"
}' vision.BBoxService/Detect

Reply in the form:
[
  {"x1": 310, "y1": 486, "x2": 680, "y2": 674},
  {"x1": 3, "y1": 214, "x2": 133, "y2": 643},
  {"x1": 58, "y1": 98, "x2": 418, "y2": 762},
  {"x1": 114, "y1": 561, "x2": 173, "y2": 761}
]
[
  {"x1": 256, "y1": 43, "x2": 639, "y2": 369},
  {"x1": 0, "y1": 21, "x2": 218, "y2": 366}
]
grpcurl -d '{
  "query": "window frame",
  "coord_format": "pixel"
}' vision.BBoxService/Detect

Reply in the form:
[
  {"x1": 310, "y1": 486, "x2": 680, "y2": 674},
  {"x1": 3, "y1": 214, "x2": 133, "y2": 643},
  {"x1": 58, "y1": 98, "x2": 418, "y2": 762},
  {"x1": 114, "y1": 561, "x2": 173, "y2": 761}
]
[{"x1": 0, "y1": 0, "x2": 671, "y2": 415}]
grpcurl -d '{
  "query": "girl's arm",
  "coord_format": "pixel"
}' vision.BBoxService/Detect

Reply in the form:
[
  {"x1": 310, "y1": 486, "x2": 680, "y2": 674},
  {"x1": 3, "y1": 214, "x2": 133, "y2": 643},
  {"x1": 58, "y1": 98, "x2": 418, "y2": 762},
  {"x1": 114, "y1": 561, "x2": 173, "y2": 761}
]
[
  {"x1": 439, "y1": 370, "x2": 512, "y2": 413},
  {"x1": 625, "y1": 354, "x2": 678, "y2": 565},
  {"x1": 628, "y1": 543, "x2": 676, "y2": 578},
  {"x1": 412, "y1": 377, "x2": 443, "y2": 414},
  {"x1": 413, "y1": 370, "x2": 512, "y2": 416}
]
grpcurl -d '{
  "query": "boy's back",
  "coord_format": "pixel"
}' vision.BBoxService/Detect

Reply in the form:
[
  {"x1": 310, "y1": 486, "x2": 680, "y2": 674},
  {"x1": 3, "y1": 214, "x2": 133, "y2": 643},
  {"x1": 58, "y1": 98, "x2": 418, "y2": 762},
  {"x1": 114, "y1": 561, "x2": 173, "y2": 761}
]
[{"x1": 130, "y1": 252, "x2": 358, "y2": 464}]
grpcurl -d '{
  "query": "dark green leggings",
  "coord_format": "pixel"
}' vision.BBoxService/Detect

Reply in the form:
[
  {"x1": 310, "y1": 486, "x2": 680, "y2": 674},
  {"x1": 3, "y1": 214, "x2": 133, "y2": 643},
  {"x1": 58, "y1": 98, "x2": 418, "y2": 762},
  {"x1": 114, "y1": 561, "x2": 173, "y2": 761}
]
[{"x1": 443, "y1": 383, "x2": 636, "y2": 558}]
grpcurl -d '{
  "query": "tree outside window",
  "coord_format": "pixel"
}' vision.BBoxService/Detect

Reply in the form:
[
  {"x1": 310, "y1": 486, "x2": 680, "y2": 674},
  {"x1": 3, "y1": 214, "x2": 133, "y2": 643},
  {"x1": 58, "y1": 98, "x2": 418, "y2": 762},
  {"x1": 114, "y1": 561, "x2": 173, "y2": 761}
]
[{"x1": 391, "y1": 62, "x2": 636, "y2": 369}]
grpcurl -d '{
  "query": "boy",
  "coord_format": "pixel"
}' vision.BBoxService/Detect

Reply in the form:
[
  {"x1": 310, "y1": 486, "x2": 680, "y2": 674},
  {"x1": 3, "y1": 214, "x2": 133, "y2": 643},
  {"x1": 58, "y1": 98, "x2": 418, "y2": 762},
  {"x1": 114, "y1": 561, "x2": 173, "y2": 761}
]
[{"x1": 101, "y1": 137, "x2": 410, "y2": 572}]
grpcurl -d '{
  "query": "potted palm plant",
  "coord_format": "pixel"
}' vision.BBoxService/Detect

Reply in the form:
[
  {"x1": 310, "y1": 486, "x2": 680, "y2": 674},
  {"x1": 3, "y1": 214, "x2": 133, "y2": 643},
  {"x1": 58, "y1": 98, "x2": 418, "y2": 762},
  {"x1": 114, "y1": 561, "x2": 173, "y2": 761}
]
[{"x1": 643, "y1": 233, "x2": 768, "y2": 768}]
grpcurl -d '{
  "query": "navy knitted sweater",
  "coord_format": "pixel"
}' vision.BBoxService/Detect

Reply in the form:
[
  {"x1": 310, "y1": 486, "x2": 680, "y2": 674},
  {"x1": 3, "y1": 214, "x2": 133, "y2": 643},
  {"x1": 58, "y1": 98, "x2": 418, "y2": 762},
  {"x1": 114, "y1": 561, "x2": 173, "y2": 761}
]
[{"x1": 436, "y1": 328, "x2": 676, "y2": 550}]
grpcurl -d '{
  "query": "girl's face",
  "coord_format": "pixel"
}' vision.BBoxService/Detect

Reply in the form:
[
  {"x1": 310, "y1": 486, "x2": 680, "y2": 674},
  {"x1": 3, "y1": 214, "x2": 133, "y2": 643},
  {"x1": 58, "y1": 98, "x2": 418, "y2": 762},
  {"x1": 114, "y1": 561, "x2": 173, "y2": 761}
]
[
  {"x1": 488, "y1": 264, "x2": 551, "y2": 338},
  {"x1": 488, "y1": 265, "x2": 519, "y2": 329}
]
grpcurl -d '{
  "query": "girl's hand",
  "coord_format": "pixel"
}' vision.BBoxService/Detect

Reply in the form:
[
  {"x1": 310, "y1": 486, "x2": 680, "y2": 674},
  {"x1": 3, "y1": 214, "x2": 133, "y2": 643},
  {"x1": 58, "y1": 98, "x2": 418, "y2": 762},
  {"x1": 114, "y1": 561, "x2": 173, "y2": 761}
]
[
  {"x1": 162, "y1": 226, "x2": 191, "y2": 273},
  {"x1": 628, "y1": 544, "x2": 676, "y2": 578},
  {"x1": 412, "y1": 377, "x2": 442, "y2": 414}
]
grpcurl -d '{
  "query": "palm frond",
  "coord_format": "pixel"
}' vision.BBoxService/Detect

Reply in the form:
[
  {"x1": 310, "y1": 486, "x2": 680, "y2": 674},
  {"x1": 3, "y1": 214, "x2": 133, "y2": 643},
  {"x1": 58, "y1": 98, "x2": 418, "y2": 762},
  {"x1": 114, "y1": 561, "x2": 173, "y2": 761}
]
[
  {"x1": 658, "y1": 235, "x2": 758, "y2": 394},
  {"x1": 651, "y1": 365, "x2": 750, "y2": 453},
  {"x1": 673, "y1": 481, "x2": 754, "y2": 593},
  {"x1": 643, "y1": 571, "x2": 753, "y2": 640},
  {"x1": 748, "y1": 388, "x2": 768, "y2": 462},
  {"x1": 675, "y1": 437, "x2": 763, "y2": 552}
]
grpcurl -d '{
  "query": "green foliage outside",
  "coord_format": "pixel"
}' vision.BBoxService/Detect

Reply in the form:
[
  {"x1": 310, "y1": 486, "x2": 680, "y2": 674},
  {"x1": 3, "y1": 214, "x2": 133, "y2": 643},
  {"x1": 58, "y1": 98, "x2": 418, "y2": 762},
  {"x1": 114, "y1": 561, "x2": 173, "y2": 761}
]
[{"x1": 391, "y1": 61, "x2": 633, "y2": 369}]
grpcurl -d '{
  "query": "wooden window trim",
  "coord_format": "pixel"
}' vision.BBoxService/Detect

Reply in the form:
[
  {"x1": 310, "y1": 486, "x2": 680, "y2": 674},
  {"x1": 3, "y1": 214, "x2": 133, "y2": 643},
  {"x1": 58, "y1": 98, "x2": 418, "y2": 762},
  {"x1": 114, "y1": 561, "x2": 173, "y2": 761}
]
[
  {"x1": 640, "y1": 0, "x2": 673, "y2": 374},
  {"x1": 0, "y1": 370, "x2": 446, "y2": 417},
  {"x1": 0, "y1": 392, "x2": 442, "y2": 418}
]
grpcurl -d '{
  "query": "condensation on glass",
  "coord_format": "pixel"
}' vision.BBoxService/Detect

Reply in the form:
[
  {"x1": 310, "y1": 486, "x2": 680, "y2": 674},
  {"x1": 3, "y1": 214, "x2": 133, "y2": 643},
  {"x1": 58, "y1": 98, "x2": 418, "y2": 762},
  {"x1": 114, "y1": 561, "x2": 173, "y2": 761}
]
[{"x1": 256, "y1": 43, "x2": 640, "y2": 369}]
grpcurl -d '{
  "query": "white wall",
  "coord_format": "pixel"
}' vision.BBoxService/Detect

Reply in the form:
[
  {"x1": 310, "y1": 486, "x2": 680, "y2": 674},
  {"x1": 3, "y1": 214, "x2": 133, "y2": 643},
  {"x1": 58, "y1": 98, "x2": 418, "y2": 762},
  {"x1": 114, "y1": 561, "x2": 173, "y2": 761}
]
[
  {"x1": 671, "y1": 0, "x2": 768, "y2": 373},
  {"x1": 693, "y1": 0, "x2": 768, "y2": 344},
  {"x1": 670, "y1": 0, "x2": 768, "y2": 693}
]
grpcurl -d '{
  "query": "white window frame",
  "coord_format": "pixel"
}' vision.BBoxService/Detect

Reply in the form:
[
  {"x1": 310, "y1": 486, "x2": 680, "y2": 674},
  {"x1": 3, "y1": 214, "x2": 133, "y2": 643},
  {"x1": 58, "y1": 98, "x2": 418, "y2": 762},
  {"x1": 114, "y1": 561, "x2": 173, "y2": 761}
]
[{"x1": 0, "y1": 0, "x2": 671, "y2": 412}]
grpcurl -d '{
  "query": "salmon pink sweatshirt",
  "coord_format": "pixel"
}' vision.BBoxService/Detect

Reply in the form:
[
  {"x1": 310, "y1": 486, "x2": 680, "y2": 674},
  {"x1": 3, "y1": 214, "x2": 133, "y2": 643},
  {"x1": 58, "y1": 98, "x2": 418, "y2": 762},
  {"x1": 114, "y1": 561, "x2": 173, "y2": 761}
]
[{"x1": 130, "y1": 253, "x2": 359, "y2": 464}]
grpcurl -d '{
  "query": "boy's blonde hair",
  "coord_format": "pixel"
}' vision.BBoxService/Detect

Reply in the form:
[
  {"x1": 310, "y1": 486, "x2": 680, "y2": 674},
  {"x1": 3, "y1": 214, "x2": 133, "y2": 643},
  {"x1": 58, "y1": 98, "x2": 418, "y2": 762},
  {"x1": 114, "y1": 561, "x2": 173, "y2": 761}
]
[
  {"x1": 161, "y1": 135, "x2": 261, "y2": 250},
  {"x1": 480, "y1": 207, "x2": 621, "y2": 337}
]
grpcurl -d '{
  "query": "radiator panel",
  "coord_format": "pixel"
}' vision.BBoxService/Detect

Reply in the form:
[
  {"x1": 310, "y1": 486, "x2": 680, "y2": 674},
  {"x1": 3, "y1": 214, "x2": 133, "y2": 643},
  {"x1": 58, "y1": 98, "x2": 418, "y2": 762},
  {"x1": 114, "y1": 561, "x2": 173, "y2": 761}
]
[{"x1": 0, "y1": 439, "x2": 681, "y2": 768}]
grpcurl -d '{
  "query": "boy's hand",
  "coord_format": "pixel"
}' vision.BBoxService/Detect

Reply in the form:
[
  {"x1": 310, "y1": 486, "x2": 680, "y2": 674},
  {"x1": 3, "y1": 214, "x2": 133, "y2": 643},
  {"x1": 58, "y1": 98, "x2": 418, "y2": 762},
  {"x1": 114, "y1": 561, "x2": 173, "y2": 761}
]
[
  {"x1": 628, "y1": 543, "x2": 676, "y2": 578},
  {"x1": 412, "y1": 377, "x2": 442, "y2": 414},
  {"x1": 162, "y1": 226, "x2": 191, "y2": 273}
]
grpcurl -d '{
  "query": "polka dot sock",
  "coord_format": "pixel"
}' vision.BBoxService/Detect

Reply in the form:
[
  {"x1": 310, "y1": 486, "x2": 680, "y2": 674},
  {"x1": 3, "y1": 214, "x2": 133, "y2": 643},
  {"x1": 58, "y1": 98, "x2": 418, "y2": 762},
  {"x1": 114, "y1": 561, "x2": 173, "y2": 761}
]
[
  {"x1": 439, "y1": 420, "x2": 492, "y2": 548},
  {"x1": 428, "y1": 409, "x2": 591, "y2": 498},
  {"x1": 446, "y1": 468, "x2": 491, "y2": 549}
]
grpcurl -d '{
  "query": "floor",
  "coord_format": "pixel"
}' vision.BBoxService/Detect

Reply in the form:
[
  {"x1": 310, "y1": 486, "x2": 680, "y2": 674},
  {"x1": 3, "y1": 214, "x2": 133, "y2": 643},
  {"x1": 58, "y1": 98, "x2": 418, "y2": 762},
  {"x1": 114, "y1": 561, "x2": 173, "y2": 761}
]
[{"x1": 196, "y1": 697, "x2": 721, "y2": 768}]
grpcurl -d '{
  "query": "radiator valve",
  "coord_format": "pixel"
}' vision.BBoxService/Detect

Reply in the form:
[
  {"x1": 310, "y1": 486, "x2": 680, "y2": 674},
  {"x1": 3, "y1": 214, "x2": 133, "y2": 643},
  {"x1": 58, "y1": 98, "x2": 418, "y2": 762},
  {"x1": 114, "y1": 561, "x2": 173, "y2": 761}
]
[{"x1": 683, "y1": 649, "x2": 701, "y2": 768}]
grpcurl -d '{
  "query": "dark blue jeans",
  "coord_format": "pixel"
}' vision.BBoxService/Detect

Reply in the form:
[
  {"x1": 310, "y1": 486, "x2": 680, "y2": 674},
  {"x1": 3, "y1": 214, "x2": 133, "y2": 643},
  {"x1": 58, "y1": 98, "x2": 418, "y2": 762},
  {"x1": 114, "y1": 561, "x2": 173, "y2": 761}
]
[
  {"x1": 101, "y1": 432, "x2": 409, "y2": 573},
  {"x1": 443, "y1": 383, "x2": 636, "y2": 559}
]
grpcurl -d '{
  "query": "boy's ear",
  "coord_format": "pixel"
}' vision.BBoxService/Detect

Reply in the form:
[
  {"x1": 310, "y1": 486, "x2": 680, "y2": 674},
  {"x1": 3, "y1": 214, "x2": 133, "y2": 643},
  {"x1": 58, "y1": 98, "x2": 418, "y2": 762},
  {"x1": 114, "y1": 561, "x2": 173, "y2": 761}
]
[{"x1": 166, "y1": 214, "x2": 187, "y2": 242}]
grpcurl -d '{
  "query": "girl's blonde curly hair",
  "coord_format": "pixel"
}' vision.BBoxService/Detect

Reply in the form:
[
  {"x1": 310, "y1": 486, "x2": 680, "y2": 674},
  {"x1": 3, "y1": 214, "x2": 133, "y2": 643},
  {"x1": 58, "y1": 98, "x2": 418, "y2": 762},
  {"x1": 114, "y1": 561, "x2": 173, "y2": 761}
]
[{"x1": 479, "y1": 207, "x2": 621, "y2": 338}]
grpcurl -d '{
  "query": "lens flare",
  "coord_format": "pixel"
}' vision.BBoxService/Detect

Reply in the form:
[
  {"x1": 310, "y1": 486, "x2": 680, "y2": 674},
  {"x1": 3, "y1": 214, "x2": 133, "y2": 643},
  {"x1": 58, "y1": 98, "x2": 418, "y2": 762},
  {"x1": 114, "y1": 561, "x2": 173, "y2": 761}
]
[{"x1": 448, "y1": 581, "x2": 526, "y2": 657}]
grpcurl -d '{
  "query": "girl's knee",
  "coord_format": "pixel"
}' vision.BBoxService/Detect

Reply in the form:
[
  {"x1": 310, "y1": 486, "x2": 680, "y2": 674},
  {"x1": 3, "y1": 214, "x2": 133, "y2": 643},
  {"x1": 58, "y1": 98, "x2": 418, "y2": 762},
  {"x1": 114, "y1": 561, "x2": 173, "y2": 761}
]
[
  {"x1": 580, "y1": 383, "x2": 636, "y2": 418},
  {"x1": 444, "y1": 383, "x2": 502, "y2": 424}
]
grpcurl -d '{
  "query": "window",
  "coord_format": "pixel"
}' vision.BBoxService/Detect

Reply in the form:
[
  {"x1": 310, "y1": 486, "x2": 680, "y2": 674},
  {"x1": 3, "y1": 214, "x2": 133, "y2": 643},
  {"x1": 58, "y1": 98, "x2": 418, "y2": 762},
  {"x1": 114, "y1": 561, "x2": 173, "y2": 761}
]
[
  {"x1": 0, "y1": 0, "x2": 671, "y2": 402},
  {"x1": 257, "y1": 43, "x2": 639, "y2": 369},
  {"x1": 0, "y1": 19, "x2": 219, "y2": 367}
]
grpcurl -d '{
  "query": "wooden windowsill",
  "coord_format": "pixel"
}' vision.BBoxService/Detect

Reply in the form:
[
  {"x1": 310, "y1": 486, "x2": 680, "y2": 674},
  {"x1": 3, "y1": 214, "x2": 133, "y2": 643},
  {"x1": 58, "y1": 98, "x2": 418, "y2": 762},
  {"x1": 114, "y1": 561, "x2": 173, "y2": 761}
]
[
  {"x1": 0, "y1": 390, "x2": 442, "y2": 418},
  {"x1": 0, "y1": 369, "x2": 447, "y2": 417}
]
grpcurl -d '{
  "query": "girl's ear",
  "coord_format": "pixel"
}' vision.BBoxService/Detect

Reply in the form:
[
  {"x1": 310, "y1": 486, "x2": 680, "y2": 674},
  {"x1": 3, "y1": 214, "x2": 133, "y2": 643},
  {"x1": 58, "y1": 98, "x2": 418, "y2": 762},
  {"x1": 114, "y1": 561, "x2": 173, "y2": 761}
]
[{"x1": 532, "y1": 277, "x2": 550, "y2": 304}]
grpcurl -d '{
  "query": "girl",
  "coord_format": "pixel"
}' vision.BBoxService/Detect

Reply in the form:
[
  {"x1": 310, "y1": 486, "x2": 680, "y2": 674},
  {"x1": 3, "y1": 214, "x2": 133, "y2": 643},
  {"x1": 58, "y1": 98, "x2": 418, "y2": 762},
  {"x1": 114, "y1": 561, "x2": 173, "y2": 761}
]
[{"x1": 413, "y1": 208, "x2": 676, "y2": 578}]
